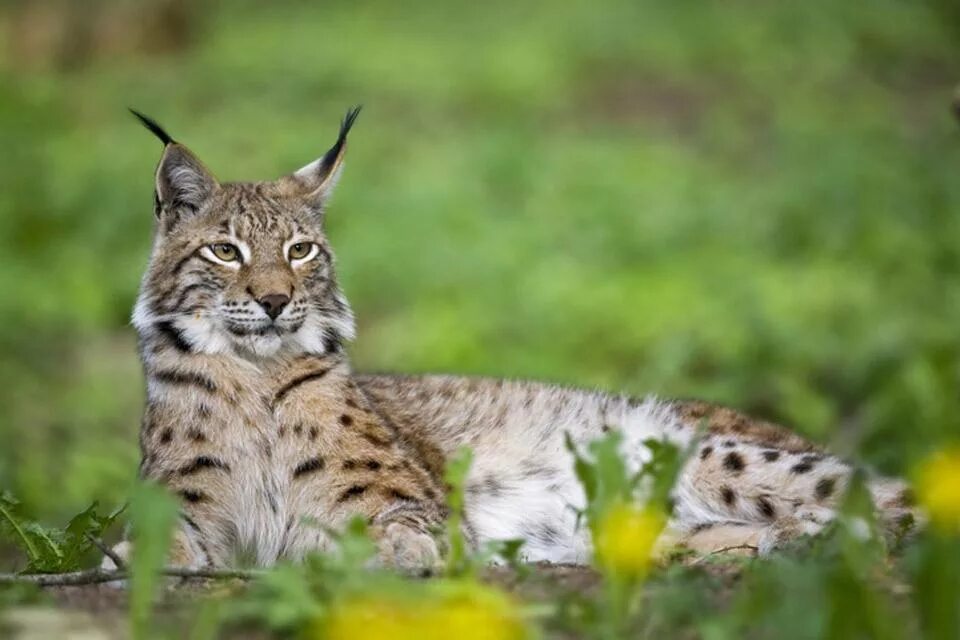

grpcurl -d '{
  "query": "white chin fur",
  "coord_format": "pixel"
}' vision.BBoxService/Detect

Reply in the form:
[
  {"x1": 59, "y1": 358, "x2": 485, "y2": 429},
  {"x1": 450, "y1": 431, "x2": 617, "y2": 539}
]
[
  {"x1": 194, "y1": 315, "x2": 348, "y2": 359},
  {"x1": 234, "y1": 332, "x2": 284, "y2": 358}
]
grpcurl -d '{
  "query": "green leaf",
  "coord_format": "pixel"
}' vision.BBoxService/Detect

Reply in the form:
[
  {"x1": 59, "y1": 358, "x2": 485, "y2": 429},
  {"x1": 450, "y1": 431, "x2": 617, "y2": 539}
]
[
  {"x1": 128, "y1": 482, "x2": 178, "y2": 640},
  {"x1": 0, "y1": 492, "x2": 40, "y2": 564},
  {"x1": 20, "y1": 522, "x2": 63, "y2": 572},
  {"x1": 639, "y1": 438, "x2": 686, "y2": 511},
  {"x1": 443, "y1": 447, "x2": 474, "y2": 577},
  {"x1": 58, "y1": 501, "x2": 123, "y2": 572},
  {"x1": 0, "y1": 492, "x2": 123, "y2": 574}
]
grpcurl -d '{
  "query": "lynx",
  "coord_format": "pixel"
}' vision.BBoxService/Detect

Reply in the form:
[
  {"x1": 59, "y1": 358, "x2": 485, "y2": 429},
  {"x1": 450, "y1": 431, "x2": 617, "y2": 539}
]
[{"x1": 116, "y1": 107, "x2": 917, "y2": 571}]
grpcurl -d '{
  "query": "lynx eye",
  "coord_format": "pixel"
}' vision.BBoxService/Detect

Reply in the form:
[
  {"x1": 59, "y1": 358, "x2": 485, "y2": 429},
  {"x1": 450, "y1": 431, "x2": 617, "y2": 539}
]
[
  {"x1": 288, "y1": 242, "x2": 315, "y2": 261},
  {"x1": 210, "y1": 243, "x2": 239, "y2": 262}
]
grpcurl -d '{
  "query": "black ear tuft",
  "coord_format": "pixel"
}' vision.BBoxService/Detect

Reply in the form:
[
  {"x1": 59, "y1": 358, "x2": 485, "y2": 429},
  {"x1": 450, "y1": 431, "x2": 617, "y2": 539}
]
[
  {"x1": 129, "y1": 108, "x2": 175, "y2": 146},
  {"x1": 340, "y1": 105, "x2": 363, "y2": 140},
  {"x1": 315, "y1": 105, "x2": 362, "y2": 177}
]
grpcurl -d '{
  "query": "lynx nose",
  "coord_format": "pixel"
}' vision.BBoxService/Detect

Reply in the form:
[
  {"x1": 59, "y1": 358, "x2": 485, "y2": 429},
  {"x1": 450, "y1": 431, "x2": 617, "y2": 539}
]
[{"x1": 257, "y1": 293, "x2": 290, "y2": 320}]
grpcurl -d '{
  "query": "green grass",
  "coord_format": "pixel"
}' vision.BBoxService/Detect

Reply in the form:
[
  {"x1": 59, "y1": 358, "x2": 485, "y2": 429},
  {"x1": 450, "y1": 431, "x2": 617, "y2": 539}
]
[{"x1": 0, "y1": 0, "x2": 959, "y2": 636}]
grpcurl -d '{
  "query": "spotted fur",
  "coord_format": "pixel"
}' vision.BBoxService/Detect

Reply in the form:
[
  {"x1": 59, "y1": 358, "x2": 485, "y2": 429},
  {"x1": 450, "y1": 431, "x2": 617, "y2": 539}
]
[{"x1": 110, "y1": 109, "x2": 921, "y2": 573}]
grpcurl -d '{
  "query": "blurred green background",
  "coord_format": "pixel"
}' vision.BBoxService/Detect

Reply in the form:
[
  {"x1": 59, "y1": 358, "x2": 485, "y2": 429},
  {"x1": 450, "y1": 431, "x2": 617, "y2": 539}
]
[{"x1": 1, "y1": 0, "x2": 959, "y2": 522}]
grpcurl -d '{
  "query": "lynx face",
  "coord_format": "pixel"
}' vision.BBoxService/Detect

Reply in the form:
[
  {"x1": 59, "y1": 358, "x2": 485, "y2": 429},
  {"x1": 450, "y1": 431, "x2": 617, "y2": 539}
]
[{"x1": 132, "y1": 109, "x2": 360, "y2": 358}]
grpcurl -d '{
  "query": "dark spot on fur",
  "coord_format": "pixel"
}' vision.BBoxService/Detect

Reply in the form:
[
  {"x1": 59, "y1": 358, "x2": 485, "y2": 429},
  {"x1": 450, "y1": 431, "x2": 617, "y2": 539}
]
[
  {"x1": 179, "y1": 489, "x2": 206, "y2": 503},
  {"x1": 196, "y1": 404, "x2": 211, "y2": 419},
  {"x1": 700, "y1": 446, "x2": 713, "y2": 460},
  {"x1": 337, "y1": 485, "x2": 367, "y2": 503},
  {"x1": 757, "y1": 496, "x2": 776, "y2": 519},
  {"x1": 723, "y1": 440, "x2": 736, "y2": 448},
  {"x1": 340, "y1": 414, "x2": 354, "y2": 427},
  {"x1": 187, "y1": 428, "x2": 207, "y2": 442},
  {"x1": 723, "y1": 452, "x2": 745, "y2": 473},
  {"x1": 293, "y1": 457, "x2": 325, "y2": 478},
  {"x1": 159, "y1": 428, "x2": 173, "y2": 444},
  {"x1": 343, "y1": 459, "x2": 382, "y2": 471},
  {"x1": 293, "y1": 424, "x2": 303, "y2": 436},
  {"x1": 601, "y1": 425, "x2": 610, "y2": 433},
  {"x1": 815, "y1": 476, "x2": 837, "y2": 500},
  {"x1": 346, "y1": 398, "x2": 358, "y2": 409},
  {"x1": 388, "y1": 488, "x2": 415, "y2": 501},
  {"x1": 791, "y1": 459, "x2": 815, "y2": 474},
  {"x1": 278, "y1": 426, "x2": 287, "y2": 438},
  {"x1": 721, "y1": 486, "x2": 736, "y2": 505},
  {"x1": 179, "y1": 456, "x2": 230, "y2": 475},
  {"x1": 762, "y1": 450, "x2": 780, "y2": 462},
  {"x1": 308, "y1": 426, "x2": 318, "y2": 441}
]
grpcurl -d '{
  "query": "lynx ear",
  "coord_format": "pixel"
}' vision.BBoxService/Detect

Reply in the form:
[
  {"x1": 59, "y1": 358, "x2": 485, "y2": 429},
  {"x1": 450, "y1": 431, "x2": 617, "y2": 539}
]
[
  {"x1": 130, "y1": 109, "x2": 218, "y2": 223},
  {"x1": 284, "y1": 106, "x2": 361, "y2": 208}
]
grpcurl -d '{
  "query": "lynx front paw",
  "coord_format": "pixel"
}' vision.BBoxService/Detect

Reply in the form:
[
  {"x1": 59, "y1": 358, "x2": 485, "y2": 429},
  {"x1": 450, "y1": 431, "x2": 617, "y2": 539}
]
[{"x1": 375, "y1": 522, "x2": 441, "y2": 574}]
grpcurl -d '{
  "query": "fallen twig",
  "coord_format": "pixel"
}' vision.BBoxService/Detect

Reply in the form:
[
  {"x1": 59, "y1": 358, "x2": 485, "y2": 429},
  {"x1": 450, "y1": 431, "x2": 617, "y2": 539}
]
[
  {"x1": 691, "y1": 544, "x2": 759, "y2": 565},
  {"x1": 0, "y1": 566, "x2": 261, "y2": 586},
  {"x1": 86, "y1": 534, "x2": 125, "y2": 570}
]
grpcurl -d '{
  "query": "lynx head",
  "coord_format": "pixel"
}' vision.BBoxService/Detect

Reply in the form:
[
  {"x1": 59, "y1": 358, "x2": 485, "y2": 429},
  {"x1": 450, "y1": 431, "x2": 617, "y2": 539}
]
[{"x1": 131, "y1": 107, "x2": 360, "y2": 359}]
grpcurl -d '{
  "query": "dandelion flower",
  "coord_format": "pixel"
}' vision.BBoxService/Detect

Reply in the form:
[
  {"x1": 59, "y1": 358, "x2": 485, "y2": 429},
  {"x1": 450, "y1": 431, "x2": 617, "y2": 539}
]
[
  {"x1": 916, "y1": 447, "x2": 960, "y2": 533},
  {"x1": 323, "y1": 582, "x2": 530, "y2": 640},
  {"x1": 593, "y1": 502, "x2": 665, "y2": 578}
]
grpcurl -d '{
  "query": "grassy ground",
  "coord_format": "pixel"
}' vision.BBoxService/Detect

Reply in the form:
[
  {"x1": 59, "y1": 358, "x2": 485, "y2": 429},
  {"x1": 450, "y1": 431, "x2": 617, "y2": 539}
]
[{"x1": 1, "y1": 0, "x2": 959, "y2": 637}]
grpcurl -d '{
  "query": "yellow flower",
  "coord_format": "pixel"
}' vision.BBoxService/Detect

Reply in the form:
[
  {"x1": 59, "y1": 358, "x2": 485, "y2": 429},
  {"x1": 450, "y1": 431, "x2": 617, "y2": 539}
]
[
  {"x1": 593, "y1": 502, "x2": 665, "y2": 578},
  {"x1": 321, "y1": 582, "x2": 531, "y2": 640},
  {"x1": 916, "y1": 447, "x2": 960, "y2": 533}
]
